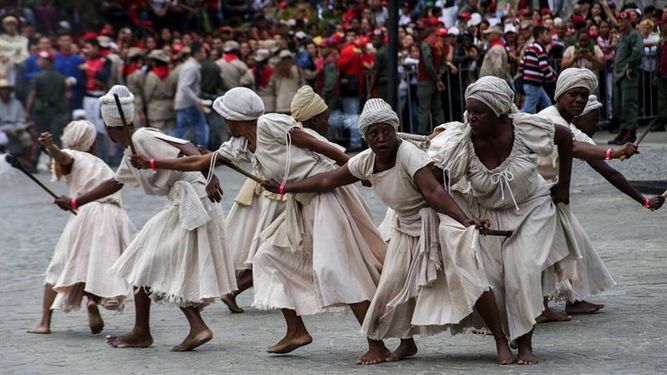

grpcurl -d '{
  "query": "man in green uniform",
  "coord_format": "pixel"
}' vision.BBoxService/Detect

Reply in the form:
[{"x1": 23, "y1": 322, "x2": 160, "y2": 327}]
[
  {"x1": 25, "y1": 50, "x2": 67, "y2": 143},
  {"x1": 370, "y1": 29, "x2": 388, "y2": 101},
  {"x1": 609, "y1": 11, "x2": 643, "y2": 145},
  {"x1": 417, "y1": 22, "x2": 448, "y2": 134}
]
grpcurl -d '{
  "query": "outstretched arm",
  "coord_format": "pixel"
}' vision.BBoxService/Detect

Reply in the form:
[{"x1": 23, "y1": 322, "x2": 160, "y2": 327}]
[
  {"x1": 263, "y1": 165, "x2": 359, "y2": 194},
  {"x1": 552, "y1": 124, "x2": 573, "y2": 204},
  {"x1": 413, "y1": 164, "x2": 481, "y2": 227},
  {"x1": 587, "y1": 160, "x2": 664, "y2": 209},
  {"x1": 38, "y1": 132, "x2": 74, "y2": 173},
  {"x1": 289, "y1": 128, "x2": 350, "y2": 166},
  {"x1": 574, "y1": 141, "x2": 637, "y2": 161},
  {"x1": 54, "y1": 178, "x2": 124, "y2": 210}
]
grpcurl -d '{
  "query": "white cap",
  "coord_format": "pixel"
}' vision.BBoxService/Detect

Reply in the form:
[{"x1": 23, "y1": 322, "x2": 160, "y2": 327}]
[
  {"x1": 467, "y1": 13, "x2": 482, "y2": 27},
  {"x1": 99, "y1": 85, "x2": 135, "y2": 127}
]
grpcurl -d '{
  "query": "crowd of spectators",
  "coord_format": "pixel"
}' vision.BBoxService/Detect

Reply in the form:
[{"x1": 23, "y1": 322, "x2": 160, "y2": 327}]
[{"x1": 1, "y1": 0, "x2": 666, "y2": 170}]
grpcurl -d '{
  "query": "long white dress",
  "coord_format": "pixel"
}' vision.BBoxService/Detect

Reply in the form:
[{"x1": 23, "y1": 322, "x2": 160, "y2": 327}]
[
  {"x1": 110, "y1": 128, "x2": 237, "y2": 307},
  {"x1": 348, "y1": 141, "x2": 485, "y2": 340},
  {"x1": 537, "y1": 105, "x2": 616, "y2": 301},
  {"x1": 429, "y1": 115, "x2": 575, "y2": 340},
  {"x1": 251, "y1": 113, "x2": 386, "y2": 316},
  {"x1": 45, "y1": 150, "x2": 135, "y2": 312}
]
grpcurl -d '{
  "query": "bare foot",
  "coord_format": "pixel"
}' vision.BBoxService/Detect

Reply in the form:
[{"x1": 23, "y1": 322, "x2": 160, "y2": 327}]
[
  {"x1": 357, "y1": 340, "x2": 391, "y2": 365},
  {"x1": 27, "y1": 324, "x2": 51, "y2": 334},
  {"x1": 495, "y1": 338, "x2": 514, "y2": 365},
  {"x1": 516, "y1": 349, "x2": 539, "y2": 365},
  {"x1": 170, "y1": 328, "x2": 213, "y2": 352},
  {"x1": 220, "y1": 294, "x2": 244, "y2": 314},
  {"x1": 267, "y1": 332, "x2": 313, "y2": 354},
  {"x1": 385, "y1": 339, "x2": 418, "y2": 362},
  {"x1": 565, "y1": 300, "x2": 604, "y2": 315},
  {"x1": 106, "y1": 330, "x2": 153, "y2": 348},
  {"x1": 87, "y1": 301, "x2": 104, "y2": 334},
  {"x1": 536, "y1": 308, "x2": 571, "y2": 323}
]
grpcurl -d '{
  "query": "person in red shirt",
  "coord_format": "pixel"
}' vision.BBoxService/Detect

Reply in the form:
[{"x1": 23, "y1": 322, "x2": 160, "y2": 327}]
[
  {"x1": 651, "y1": 16, "x2": 667, "y2": 131},
  {"x1": 417, "y1": 23, "x2": 448, "y2": 134},
  {"x1": 336, "y1": 35, "x2": 365, "y2": 150}
]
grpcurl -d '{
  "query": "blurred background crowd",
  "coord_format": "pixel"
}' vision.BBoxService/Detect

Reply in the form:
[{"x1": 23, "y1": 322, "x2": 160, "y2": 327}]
[{"x1": 1, "y1": 0, "x2": 666, "y2": 171}]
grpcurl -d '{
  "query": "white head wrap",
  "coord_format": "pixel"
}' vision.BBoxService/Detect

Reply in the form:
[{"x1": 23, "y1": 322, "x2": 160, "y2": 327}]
[
  {"x1": 61, "y1": 120, "x2": 97, "y2": 151},
  {"x1": 99, "y1": 85, "x2": 135, "y2": 127},
  {"x1": 554, "y1": 68, "x2": 598, "y2": 101},
  {"x1": 580, "y1": 95, "x2": 603, "y2": 117},
  {"x1": 213, "y1": 87, "x2": 265, "y2": 121},
  {"x1": 290, "y1": 85, "x2": 327, "y2": 123},
  {"x1": 358, "y1": 98, "x2": 399, "y2": 135},
  {"x1": 465, "y1": 76, "x2": 518, "y2": 117}
]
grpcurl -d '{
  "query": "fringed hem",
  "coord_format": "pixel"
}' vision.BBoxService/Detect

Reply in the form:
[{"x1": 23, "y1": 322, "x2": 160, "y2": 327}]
[
  {"x1": 252, "y1": 300, "x2": 356, "y2": 316},
  {"x1": 135, "y1": 286, "x2": 223, "y2": 308}
]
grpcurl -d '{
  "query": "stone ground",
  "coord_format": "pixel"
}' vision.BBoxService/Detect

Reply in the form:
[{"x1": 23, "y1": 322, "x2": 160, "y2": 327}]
[{"x1": 0, "y1": 129, "x2": 665, "y2": 375}]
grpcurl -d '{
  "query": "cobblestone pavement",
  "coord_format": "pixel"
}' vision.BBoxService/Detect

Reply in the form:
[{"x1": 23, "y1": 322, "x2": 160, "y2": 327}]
[{"x1": 1, "y1": 136, "x2": 665, "y2": 375}]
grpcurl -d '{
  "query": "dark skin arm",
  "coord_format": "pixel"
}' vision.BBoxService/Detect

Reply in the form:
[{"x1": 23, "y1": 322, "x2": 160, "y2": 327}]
[
  {"x1": 587, "y1": 160, "x2": 664, "y2": 209},
  {"x1": 552, "y1": 124, "x2": 574, "y2": 204},
  {"x1": 38, "y1": 132, "x2": 74, "y2": 174},
  {"x1": 263, "y1": 164, "x2": 485, "y2": 228},
  {"x1": 54, "y1": 178, "x2": 124, "y2": 211},
  {"x1": 289, "y1": 128, "x2": 350, "y2": 166},
  {"x1": 574, "y1": 141, "x2": 637, "y2": 161}
]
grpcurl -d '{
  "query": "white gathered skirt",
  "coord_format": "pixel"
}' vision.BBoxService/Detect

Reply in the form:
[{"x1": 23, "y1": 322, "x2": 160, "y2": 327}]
[
  {"x1": 252, "y1": 186, "x2": 386, "y2": 316},
  {"x1": 45, "y1": 202, "x2": 135, "y2": 312},
  {"x1": 111, "y1": 197, "x2": 237, "y2": 307}
]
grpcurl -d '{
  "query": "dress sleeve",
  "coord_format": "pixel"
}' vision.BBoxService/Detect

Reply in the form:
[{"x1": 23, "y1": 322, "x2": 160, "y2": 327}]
[
  {"x1": 512, "y1": 112, "x2": 555, "y2": 156},
  {"x1": 428, "y1": 121, "x2": 471, "y2": 185},
  {"x1": 114, "y1": 152, "x2": 139, "y2": 187},
  {"x1": 346, "y1": 149, "x2": 373, "y2": 180},
  {"x1": 400, "y1": 142, "x2": 432, "y2": 178}
]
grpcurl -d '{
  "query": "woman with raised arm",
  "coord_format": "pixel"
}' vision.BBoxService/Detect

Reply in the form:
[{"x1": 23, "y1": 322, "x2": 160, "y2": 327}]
[
  {"x1": 28, "y1": 120, "x2": 135, "y2": 335},
  {"x1": 129, "y1": 87, "x2": 390, "y2": 365},
  {"x1": 264, "y1": 98, "x2": 516, "y2": 365},
  {"x1": 53, "y1": 85, "x2": 236, "y2": 352},
  {"x1": 427, "y1": 76, "x2": 576, "y2": 364}
]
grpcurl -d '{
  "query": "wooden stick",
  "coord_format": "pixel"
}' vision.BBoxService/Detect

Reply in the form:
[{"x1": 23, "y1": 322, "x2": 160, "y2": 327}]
[
  {"x1": 662, "y1": 190, "x2": 667, "y2": 199},
  {"x1": 620, "y1": 126, "x2": 652, "y2": 161},
  {"x1": 113, "y1": 93, "x2": 137, "y2": 155},
  {"x1": 479, "y1": 228, "x2": 513, "y2": 237},
  {"x1": 5, "y1": 154, "x2": 77, "y2": 215},
  {"x1": 219, "y1": 157, "x2": 264, "y2": 184}
]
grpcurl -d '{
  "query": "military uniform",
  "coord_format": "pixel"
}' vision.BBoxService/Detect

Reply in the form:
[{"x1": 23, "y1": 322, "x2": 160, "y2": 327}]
[
  {"x1": 417, "y1": 35, "x2": 447, "y2": 134},
  {"x1": 31, "y1": 67, "x2": 67, "y2": 139},
  {"x1": 612, "y1": 28, "x2": 643, "y2": 131},
  {"x1": 372, "y1": 45, "x2": 389, "y2": 101}
]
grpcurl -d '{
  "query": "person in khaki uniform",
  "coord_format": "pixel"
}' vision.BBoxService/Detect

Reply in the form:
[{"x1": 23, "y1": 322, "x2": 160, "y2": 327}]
[
  {"x1": 143, "y1": 50, "x2": 176, "y2": 130},
  {"x1": 216, "y1": 41, "x2": 254, "y2": 91},
  {"x1": 253, "y1": 49, "x2": 276, "y2": 113},
  {"x1": 271, "y1": 50, "x2": 304, "y2": 114},
  {"x1": 124, "y1": 47, "x2": 146, "y2": 127}
]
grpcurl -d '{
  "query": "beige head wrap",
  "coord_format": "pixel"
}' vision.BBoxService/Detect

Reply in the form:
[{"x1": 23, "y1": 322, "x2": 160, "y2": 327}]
[
  {"x1": 213, "y1": 87, "x2": 265, "y2": 121},
  {"x1": 61, "y1": 120, "x2": 97, "y2": 151},
  {"x1": 465, "y1": 76, "x2": 518, "y2": 117},
  {"x1": 99, "y1": 85, "x2": 135, "y2": 127},
  {"x1": 358, "y1": 98, "x2": 399, "y2": 135},
  {"x1": 290, "y1": 85, "x2": 328, "y2": 123},
  {"x1": 580, "y1": 95, "x2": 603, "y2": 116},
  {"x1": 554, "y1": 68, "x2": 598, "y2": 101}
]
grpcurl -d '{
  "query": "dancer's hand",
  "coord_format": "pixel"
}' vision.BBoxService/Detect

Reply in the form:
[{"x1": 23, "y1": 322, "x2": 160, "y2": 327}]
[
  {"x1": 38, "y1": 132, "x2": 54, "y2": 148},
  {"x1": 614, "y1": 143, "x2": 638, "y2": 159},
  {"x1": 464, "y1": 217, "x2": 490, "y2": 230},
  {"x1": 54, "y1": 195, "x2": 73, "y2": 211},
  {"x1": 551, "y1": 184, "x2": 570, "y2": 205},
  {"x1": 648, "y1": 195, "x2": 665, "y2": 211},
  {"x1": 206, "y1": 175, "x2": 223, "y2": 203},
  {"x1": 130, "y1": 154, "x2": 151, "y2": 169},
  {"x1": 262, "y1": 179, "x2": 281, "y2": 194}
]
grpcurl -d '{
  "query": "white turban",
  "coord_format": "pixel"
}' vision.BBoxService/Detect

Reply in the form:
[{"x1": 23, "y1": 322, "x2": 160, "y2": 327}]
[
  {"x1": 213, "y1": 87, "x2": 265, "y2": 121},
  {"x1": 465, "y1": 76, "x2": 518, "y2": 117},
  {"x1": 290, "y1": 85, "x2": 327, "y2": 122},
  {"x1": 61, "y1": 120, "x2": 97, "y2": 151},
  {"x1": 580, "y1": 95, "x2": 603, "y2": 116},
  {"x1": 358, "y1": 98, "x2": 399, "y2": 135},
  {"x1": 99, "y1": 85, "x2": 135, "y2": 127},
  {"x1": 554, "y1": 68, "x2": 598, "y2": 101}
]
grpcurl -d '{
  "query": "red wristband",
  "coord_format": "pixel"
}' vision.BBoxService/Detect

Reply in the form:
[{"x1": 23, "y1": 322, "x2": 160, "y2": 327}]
[
  {"x1": 644, "y1": 197, "x2": 650, "y2": 209},
  {"x1": 149, "y1": 159, "x2": 156, "y2": 172},
  {"x1": 71, "y1": 198, "x2": 78, "y2": 210},
  {"x1": 605, "y1": 148, "x2": 613, "y2": 160},
  {"x1": 279, "y1": 184, "x2": 285, "y2": 196}
]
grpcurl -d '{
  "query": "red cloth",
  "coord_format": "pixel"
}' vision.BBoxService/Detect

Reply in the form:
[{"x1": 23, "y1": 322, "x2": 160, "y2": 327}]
[
  {"x1": 338, "y1": 43, "x2": 363, "y2": 76},
  {"x1": 152, "y1": 65, "x2": 170, "y2": 81},
  {"x1": 418, "y1": 35, "x2": 448, "y2": 82},
  {"x1": 123, "y1": 62, "x2": 140, "y2": 77},
  {"x1": 223, "y1": 53, "x2": 238, "y2": 63},
  {"x1": 658, "y1": 40, "x2": 667, "y2": 76},
  {"x1": 85, "y1": 57, "x2": 106, "y2": 92},
  {"x1": 253, "y1": 65, "x2": 273, "y2": 88},
  {"x1": 490, "y1": 39, "x2": 505, "y2": 49}
]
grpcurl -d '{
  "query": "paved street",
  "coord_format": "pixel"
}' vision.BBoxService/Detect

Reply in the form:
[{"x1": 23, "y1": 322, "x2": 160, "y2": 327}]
[{"x1": 1, "y1": 131, "x2": 665, "y2": 375}]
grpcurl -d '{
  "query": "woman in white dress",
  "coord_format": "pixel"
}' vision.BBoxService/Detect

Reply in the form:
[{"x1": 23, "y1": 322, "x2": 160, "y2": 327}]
[
  {"x1": 220, "y1": 85, "x2": 350, "y2": 313},
  {"x1": 427, "y1": 76, "x2": 576, "y2": 364},
  {"x1": 54, "y1": 86, "x2": 236, "y2": 352},
  {"x1": 264, "y1": 98, "x2": 516, "y2": 365},
  {"x1": 129, "y1": 87, "x2": 388, "y2": 365},
  {"x1": 537, "y1": 70, "x2": 665, "y2": 318},
  {"x1": 28, "y1": 120, "x2": 135, "y2": 335}
]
